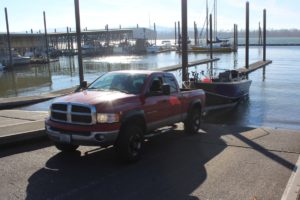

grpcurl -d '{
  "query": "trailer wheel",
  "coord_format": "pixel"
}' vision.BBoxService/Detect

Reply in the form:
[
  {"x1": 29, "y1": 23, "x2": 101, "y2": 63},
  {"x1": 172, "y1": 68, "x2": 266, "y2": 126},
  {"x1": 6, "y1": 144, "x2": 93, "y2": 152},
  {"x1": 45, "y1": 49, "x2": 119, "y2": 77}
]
[
  {"x1": 115, "y1": 124, "x2": 144, "y2": 162},
  {"x1": 54, "y1": 142, "x2": 79, "y2": 152},
  {"x1": 184, "y1": 109, "x2": 201, "y2": 134}
]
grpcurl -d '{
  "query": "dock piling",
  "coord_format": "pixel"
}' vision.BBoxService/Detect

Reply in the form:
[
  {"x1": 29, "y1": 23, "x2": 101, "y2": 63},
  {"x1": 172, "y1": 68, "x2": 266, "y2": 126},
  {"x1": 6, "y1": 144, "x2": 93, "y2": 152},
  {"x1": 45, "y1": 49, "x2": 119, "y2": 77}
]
[
  {"x1": 245, "y1": 2, "x2": 250, "y2": 70},
  {"x1": 263, "y1": 9, "x2": 267, "y2": 62},
  {"x1": 209, "y1": 14, "x2": 213, "y2": 76},
  {"x1": 181, "y1": 0, "x2": 188, "y2": 82},
  {"x1": 4, "y1": 7, "x2": 12, "y2": 67},
  {"x1": 263, "y1": 9, "x2": 267, "y2": 80},
  {"x1": 74, "y1": 0, "x2": 84, "y2": 86},
  {"x1": 178, "y1": 21, "x2": 181, "y2": 49},
  {"x1": 43, "y1": 11, "x2": 49, "y2": 62},
  {"x1": 175, "y1": 22, "x2": 177, "y2": 45}
]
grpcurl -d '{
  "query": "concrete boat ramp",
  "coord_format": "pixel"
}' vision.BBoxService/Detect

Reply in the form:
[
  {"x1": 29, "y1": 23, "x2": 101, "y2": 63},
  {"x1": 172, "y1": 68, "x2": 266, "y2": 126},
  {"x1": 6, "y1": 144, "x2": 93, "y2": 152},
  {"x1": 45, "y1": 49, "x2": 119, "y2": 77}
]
[{"x1": 0, "y1": 108, "x2": 299, "y2": 199}]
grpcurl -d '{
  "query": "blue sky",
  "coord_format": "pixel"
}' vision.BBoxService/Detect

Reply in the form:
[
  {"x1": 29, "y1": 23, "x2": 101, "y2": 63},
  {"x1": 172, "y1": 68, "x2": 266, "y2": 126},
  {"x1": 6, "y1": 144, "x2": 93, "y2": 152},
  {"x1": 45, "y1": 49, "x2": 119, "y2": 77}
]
[{"x1": 0, "y1": 0, "x2": 299, "y2": 33}]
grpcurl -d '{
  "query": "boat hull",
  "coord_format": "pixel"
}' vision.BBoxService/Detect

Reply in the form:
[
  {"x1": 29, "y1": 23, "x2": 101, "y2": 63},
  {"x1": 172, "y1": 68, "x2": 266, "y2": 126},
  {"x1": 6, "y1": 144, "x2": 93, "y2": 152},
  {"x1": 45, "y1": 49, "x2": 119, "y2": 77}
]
[{"x1": 193, "y1": 79, "x2": 252, "y2": 106}]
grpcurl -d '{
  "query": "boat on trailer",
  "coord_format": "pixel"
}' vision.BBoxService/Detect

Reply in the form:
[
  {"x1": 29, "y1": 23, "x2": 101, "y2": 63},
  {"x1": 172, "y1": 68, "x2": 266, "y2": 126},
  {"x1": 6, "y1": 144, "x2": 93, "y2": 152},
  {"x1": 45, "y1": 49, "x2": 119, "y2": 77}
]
[{"x1": 187, "y1": 69, "x2": 252, "y2": 107}]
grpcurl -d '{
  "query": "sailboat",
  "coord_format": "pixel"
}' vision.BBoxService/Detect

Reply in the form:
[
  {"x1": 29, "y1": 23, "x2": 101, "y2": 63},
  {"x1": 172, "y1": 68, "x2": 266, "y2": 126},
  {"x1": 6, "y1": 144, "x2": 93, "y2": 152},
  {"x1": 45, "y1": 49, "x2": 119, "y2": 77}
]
[{"x1": 191, "y1": 0, "x2": 234, "y2": 53}]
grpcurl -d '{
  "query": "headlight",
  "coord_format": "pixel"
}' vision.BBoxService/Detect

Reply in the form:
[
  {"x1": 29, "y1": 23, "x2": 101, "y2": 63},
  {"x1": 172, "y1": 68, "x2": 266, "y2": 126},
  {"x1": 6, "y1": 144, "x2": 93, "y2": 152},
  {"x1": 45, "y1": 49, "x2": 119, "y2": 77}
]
[{"x1": 97, "y1": 113, "x2": 120, "y2": 123}]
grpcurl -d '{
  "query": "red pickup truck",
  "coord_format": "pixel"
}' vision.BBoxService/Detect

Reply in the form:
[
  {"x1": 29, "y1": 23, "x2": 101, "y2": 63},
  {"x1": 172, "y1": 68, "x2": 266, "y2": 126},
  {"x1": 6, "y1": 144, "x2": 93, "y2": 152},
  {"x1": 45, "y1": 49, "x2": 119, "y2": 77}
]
[{"x1": 45, "y1": 70, "x2": 205, "y2": 161}]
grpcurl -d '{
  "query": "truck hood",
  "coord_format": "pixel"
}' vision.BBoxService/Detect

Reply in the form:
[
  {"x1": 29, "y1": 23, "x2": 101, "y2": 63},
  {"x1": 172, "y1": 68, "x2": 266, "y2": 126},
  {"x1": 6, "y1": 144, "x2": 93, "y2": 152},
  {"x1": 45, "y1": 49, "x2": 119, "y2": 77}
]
[{"x1": 54, "y1": 90, "x2": 136, "y2": 106}]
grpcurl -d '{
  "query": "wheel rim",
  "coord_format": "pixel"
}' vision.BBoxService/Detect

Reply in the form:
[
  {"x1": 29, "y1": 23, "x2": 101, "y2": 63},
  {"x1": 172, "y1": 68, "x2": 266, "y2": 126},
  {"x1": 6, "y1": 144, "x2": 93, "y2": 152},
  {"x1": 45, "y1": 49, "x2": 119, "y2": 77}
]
[
  {"x1": 128, "y1": 133, "x2": 142, "y2": 157},
  {"x1": 193, "y1": 113, "x2": 201, "y2": 132}
]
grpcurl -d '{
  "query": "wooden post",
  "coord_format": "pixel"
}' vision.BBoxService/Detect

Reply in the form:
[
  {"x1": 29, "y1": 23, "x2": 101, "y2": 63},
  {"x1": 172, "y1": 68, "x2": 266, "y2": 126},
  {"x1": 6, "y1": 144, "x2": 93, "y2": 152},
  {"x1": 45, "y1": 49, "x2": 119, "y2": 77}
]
[
  {"x1": 74, "y1": 0, "x2": 84, "y2": 85},
  {"x1": 263, "y1": 9, "x2": 266, "y2": 61},
  {"x1": 245, "y1": 1, "x2": 249, "y2": 69},
  {"x1": 43, "y1": 11, "x2": 49, "y2": 62},
  {"x1": 181, "y1": 0, "x2": 188, "y2": 82},
  {"x1": 175, "y1": 22, "x2": 177, "y2": 45},
  {"x1": 4, "y1": 8, "x2": 12, "y2": 67}
]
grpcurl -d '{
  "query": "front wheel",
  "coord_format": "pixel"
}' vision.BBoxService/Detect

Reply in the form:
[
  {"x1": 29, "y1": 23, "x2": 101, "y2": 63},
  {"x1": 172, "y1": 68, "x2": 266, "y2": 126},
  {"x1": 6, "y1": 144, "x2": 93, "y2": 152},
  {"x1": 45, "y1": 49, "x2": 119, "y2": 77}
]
[
  {"x1": 184, "y1": 109, "x2": 202, "y2": 134},
  {"x1": 115, "y1": 125, "x2": 144, "y2": 162},
  {"x1": 54, "y1": 142, "x2": 79, "y2": 152}
]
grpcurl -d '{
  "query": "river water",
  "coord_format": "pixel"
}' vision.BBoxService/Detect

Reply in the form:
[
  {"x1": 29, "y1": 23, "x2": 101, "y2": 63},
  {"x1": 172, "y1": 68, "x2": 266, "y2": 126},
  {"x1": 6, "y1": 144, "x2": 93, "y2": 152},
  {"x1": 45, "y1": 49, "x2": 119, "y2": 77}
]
[{"x1": 1, "y1": 46, "x2": 300, "y2": 130}]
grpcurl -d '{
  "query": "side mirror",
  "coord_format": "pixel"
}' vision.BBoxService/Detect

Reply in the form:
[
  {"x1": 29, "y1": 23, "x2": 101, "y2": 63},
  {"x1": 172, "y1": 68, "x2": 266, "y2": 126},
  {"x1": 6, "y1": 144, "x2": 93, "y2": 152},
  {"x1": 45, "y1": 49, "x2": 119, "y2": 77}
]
[
  {"x1": 162, "y1": 84, "x2": 171, "y2": 95},
  {"x1": 81, "y1": 81, "x2": 88, "y2": 89}
]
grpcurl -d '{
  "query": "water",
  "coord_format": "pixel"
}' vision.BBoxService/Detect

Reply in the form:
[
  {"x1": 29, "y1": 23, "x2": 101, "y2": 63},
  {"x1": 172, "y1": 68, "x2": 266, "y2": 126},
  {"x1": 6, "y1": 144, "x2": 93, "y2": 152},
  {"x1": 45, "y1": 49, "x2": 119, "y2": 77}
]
[{"x1": 1, "y1": 46, "x2": 300, "y2": 130}]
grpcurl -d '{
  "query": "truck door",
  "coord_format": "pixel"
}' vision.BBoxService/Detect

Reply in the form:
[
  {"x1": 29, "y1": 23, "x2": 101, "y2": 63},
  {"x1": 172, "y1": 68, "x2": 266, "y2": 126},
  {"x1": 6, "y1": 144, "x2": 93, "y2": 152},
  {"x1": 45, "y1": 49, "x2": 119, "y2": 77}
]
[
  {"x1": 143, "y1": 75, "x2": 174, "y2": 131},
  {"x1": 163, "y1": 74, "x2": 182, "y2": 121}
]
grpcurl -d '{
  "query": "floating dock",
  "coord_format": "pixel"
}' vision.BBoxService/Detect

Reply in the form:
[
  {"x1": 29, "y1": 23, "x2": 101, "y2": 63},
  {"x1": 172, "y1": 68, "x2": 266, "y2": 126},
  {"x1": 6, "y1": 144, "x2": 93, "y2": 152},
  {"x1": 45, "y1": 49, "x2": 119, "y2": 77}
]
[
  {"x1": 158, "y1": 58, "x2": 220, "y2": 72},
  {"x1": 236, "y1": 60, "x2": 272, "y2": 74}
]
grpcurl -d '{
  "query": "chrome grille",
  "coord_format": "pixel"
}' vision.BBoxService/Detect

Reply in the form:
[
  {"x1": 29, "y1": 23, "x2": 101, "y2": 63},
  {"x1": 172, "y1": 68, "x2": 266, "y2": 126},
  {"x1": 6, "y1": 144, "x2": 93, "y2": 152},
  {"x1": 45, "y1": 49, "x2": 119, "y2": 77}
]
[{"x1": 50, "y1": 103, "x2": 96, "y2": 125}]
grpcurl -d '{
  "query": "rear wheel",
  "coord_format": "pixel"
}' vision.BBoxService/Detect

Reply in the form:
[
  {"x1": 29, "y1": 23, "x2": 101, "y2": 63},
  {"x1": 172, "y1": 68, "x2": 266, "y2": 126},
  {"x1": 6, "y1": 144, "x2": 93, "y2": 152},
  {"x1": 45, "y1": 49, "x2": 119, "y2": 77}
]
[
  {"x1": 54, "y1": 142, "x2": 79, "y2": 152},
  {"x1": 184, "y1": 109, "x2": 202, "y2": 134},
  {"x1": 115, "y1": 124, "x2": 144, "y2": 162}
]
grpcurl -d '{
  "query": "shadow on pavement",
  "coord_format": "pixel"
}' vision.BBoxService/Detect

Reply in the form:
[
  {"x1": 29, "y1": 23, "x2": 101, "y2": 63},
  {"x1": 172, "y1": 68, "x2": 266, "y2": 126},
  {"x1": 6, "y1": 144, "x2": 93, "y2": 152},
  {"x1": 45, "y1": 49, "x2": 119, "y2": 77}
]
[
  {"x1": 0, "y1": 139, "x2": 52, "y2": 158},
  {"x1": 26, "y1": 130, "x2": 226, "y2": 200}
]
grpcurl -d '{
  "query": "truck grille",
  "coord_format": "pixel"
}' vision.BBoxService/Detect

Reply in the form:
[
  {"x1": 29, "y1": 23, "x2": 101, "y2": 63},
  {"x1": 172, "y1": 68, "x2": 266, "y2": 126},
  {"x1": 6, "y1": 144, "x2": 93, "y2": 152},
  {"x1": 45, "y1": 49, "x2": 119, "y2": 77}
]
[{"x1": 50, "y1": 103, "x2": 96, "y2": 125}]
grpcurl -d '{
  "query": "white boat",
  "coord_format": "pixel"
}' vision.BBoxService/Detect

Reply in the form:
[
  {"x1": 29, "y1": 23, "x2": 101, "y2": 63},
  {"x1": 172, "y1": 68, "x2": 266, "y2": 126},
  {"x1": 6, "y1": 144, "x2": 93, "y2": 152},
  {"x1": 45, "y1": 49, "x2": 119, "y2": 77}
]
[
  {"x1": 146, "y1": 45, "x2": 161, "y2": 53},
  {"x1": 1, "y1": 51, "x2": 31, "y2": 66},
  {"x1": 12, "y1": 52, "x2": 31, "y2": 65}
]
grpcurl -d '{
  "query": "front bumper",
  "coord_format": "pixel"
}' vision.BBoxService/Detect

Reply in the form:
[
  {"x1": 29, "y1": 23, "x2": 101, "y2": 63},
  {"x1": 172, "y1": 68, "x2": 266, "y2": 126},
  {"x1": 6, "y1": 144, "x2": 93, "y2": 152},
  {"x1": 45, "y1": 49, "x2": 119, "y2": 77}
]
[{"x1": 45, "y1": 125, "x2": 119, "y2": 147}]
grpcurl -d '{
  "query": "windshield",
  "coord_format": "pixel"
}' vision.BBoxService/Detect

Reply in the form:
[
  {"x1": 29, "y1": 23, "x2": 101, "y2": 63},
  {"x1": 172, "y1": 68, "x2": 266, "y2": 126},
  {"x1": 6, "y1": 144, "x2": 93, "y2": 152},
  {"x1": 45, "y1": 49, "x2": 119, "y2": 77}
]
[{"x1": 88, "y1": 72, "x2": 147, "y2": 94}]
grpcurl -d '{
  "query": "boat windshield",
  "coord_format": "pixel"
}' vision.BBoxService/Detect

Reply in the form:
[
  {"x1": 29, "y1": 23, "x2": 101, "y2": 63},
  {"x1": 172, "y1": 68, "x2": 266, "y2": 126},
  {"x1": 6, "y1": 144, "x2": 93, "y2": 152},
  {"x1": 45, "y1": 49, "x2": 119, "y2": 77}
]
[{"x1": 88, "y1": 72, "x2": 147, "y2": 94}]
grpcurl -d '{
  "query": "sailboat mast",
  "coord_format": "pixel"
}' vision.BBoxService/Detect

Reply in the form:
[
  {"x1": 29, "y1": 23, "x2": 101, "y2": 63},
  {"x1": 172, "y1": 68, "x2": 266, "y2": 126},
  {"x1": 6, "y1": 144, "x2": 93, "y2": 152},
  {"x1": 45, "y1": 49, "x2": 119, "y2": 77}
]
[{"x1": 214, "y1": 0, "x2": 217, "y2": 40}]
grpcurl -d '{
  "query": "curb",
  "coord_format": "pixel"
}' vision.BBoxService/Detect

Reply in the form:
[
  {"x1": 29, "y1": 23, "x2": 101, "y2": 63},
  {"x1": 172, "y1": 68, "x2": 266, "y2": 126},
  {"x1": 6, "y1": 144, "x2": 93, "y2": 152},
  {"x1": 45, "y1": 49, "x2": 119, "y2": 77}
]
[{"x1": 0, "y1": 129, "x2": 47, "y2": 147}]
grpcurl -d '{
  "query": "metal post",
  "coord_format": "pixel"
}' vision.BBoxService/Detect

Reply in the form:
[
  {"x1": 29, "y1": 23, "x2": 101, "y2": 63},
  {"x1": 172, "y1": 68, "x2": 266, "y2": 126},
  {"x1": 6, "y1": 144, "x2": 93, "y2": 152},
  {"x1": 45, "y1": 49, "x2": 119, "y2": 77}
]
[
  {"x1": 5, "y1": 8, "x2": 12, "y2": 67},
  {"x1": 43, "y1": 11, "x2": 49, "y2": 62},
  {"x1": 245, "y1": 1, "x2": 249, "y2": 69},
  {"x1": 181, "y1": 0, "x2": 188, "y2": 82},
  {"x1": 175, "y1": 22, "x2": 177, "y2": 46},
  {"x1": 74, "y1": 0, "x2": 84, "y2": 85},
  {"x1": 263, "y1": 9, "x2": 266, "y2": 61}
]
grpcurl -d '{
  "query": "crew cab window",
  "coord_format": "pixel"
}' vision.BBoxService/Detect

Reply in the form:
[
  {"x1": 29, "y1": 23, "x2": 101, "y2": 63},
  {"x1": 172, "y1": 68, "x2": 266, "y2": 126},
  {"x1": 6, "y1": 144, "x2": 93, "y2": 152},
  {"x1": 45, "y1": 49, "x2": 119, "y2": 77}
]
[
  {"x1": 149, "y1": 76, "x2": 163, "y2": 95},
  {"x1": 163, "y1": 75, "x2": 178, "y2": 93},
  {"x1": 88, "y1": 72, "x2": 147, "y2": 94}
]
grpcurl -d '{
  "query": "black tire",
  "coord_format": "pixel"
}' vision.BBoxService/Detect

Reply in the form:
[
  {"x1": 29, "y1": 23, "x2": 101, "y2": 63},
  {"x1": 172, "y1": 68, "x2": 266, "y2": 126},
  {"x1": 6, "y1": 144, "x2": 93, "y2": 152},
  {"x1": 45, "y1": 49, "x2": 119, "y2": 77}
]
[
  {"x1": 184, "y1": 109, "x2": 202, "y2": 134},
  {"x1": 54, "y1": 142, "x2": 79, "y2": 152},
  {"x1": 115, "y1": 124, "x2": 144, "y2": 162}
]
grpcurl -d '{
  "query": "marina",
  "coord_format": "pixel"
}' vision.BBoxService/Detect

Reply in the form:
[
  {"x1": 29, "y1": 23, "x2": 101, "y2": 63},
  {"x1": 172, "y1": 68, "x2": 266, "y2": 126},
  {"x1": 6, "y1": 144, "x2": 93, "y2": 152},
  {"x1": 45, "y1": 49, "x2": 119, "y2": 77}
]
[{"x1": 0, "y1": 0, "x2": 300, "y2": 199}]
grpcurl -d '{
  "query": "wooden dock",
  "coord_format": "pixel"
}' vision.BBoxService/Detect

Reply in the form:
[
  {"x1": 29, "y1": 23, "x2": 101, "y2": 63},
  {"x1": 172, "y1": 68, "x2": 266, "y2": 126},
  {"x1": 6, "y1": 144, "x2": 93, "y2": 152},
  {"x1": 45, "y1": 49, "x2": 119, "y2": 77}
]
[
  {"x1": 158, "y1": 58, "x2": 220, "y2": 72},
  {"x1": 236, "y1": 60, "x2": 272, "y2": 74}
]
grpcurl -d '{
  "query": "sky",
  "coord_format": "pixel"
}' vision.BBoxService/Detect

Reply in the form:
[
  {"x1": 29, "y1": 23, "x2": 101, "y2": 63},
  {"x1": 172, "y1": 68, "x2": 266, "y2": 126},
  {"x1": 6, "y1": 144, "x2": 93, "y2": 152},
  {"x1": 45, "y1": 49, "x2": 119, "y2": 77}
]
[{"x1": 0, "y1": 0, "x2": 299, "y2": 33}]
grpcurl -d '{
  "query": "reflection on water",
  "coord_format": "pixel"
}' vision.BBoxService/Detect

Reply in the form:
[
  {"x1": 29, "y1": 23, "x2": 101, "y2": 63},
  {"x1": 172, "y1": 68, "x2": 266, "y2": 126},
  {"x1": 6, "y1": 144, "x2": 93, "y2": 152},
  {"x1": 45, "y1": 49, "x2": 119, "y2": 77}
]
[{"x1": 3, "y1": 46, "x2": 300, "y2": 130}]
